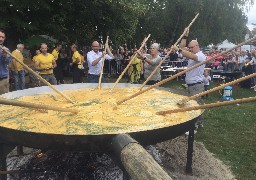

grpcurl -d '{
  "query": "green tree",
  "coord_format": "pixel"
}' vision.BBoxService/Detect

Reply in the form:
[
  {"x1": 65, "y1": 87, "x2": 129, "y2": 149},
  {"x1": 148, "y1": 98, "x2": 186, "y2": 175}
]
[
  {"x1": 0, "y1": 0, "x2": 254, "y2": 48},
  {"x1": 136, "y1": 0, "x2": 254, "y2": 47},
  {"x1": 0, "y1": 0, "x2": 148, "y2": 48}
]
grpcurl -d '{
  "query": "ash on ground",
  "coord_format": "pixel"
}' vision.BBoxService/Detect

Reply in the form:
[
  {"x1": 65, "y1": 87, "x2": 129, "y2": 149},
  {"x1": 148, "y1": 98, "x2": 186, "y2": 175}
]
[{"x1": 6, "y1": 136, "x2": 234, "y2": 180}]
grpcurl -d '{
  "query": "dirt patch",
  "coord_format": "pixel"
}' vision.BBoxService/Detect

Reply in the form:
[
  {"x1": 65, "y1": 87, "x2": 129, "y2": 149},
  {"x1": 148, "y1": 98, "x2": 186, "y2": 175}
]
[{"x1": 156, "y1": 136, "x2": 235, "y2": 180}]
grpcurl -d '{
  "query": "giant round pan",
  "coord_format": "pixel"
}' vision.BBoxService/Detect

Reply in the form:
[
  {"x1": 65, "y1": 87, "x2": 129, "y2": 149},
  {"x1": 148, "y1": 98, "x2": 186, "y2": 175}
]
[{"x1": 0, "y1": 83, "x2": 203, "y2": 152}]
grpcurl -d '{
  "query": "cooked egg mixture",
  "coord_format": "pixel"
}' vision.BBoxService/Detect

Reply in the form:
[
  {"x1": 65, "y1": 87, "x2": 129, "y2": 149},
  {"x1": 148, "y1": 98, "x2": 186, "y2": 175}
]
[{"x1": 0, "y1": 88, "x2": 202, "y2": 135}]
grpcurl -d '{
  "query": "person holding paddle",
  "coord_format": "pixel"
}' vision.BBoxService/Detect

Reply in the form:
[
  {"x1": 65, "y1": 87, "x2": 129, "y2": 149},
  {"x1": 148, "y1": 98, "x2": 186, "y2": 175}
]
[
  {"x1": 172, "y1": 28, "x2": 206, "y2": 130},
  {"x1": 34, "y1": 43, "x2": 57, "y2": 85},
  {"x1": 0, "y1": 29, "x2": 12, "y2": 94},
  {"x1": 87, "y1": 41, "x2": 114, "y2": 83},
  {"x1": 172, "y1": 29, "x2": 206, "y2": 96},
  {"x1": 138, "y1": 43, "x2": 162, "y2": 85}
]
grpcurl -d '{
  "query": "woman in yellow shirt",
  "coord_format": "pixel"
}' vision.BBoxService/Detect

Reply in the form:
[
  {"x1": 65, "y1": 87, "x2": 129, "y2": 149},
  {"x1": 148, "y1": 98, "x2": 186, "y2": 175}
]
[
  {"x1": 70, "y1": 44, "x2": 83, "y2": 83},
  {"x1": 128, "y1": 48, "x2": 143, "y2": 84}
]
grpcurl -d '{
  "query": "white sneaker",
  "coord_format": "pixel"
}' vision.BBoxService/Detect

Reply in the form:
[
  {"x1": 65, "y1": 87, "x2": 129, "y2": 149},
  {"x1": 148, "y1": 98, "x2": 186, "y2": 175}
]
[
  {"x1": 185, "y1": 130, "x2": 197, "y2": 136},
  {"x1": 182, "y1": 84, "x2": 188, "y2": 88},
  {"x1": 251, "y1": 85, "x2": 256, "y2": 89}
]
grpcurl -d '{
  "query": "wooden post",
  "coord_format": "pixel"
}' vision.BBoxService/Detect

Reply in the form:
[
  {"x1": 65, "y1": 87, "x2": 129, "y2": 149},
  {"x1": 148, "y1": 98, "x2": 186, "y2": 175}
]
[
  {"x1": 112, "y1": 134, "x2": 172, "y2": 180},
  {"x1": 0, "y1": 143, "x2": 15, "y2": 180},
  {"x1": 17, "y1": 146, "x2": 23, "y2": 156},
  {"x1": 186, "y1": 125, "x2": 195, "y2": 174}
]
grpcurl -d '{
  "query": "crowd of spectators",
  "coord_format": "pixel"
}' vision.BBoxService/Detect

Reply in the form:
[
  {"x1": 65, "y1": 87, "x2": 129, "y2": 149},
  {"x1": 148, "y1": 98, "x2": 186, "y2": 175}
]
[{"x1": 1, "y1": 36, "x2": 256, "y2": 93}]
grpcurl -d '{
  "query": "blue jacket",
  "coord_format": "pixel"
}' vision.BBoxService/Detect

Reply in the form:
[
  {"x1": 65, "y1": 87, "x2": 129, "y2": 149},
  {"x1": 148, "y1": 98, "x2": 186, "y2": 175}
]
[{"x1": 0, "y1": 48, "x2": 12, "y2": 78}]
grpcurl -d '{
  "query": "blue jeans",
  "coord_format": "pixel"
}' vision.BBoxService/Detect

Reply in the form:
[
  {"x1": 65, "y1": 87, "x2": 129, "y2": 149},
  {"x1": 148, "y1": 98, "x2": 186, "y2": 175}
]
[
  {"x1": 88, "y1": 74, "x2": 104, "y2": 83},
  {"x1": 12, "y1": 70, "x2": 25, "y2": 90},
  {"x1": 41, "y1": 74, "x2": 57, "y2": 85}
]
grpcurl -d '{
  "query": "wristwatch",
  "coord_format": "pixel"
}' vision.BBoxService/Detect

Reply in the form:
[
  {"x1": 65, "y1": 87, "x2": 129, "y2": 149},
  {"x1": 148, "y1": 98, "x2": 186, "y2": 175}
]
[
  {"x1": 143, "y1": 56, "x2": 147, "y2": 60},
  {"x1": 178, "y1": 48, "x2": 183, "y2": 53}
]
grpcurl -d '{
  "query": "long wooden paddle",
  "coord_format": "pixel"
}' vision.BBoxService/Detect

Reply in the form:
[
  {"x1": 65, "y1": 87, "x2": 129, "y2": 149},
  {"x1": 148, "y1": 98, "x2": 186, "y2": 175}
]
[
  {"x1": 0, "y1": 46, "x2": 75, "y2": 104},
  {"x1": 116, "y1": 35, "x2": 256, "y2": 105},
  {"x1": 178, "y1": 73, "x2": 256, "y2": 105},
  {"x1": 139, "y1": 13, "x2": 199, "y2": 90},
  {"x1": 0, "y1": 97, "x2": 78, "y2": 113},
  {"x1": 98, "y1": 36, "x2": 109, "y2": 89},
  {"x1": 156, "y1": 96, "x2": 256, "y2": 115},
  {"x1": 111, "y1": 34, "x2": 151, "y2": 91}
]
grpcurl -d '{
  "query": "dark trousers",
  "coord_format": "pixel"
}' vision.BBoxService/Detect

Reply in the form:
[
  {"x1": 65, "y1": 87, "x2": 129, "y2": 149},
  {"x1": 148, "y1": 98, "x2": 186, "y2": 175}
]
[
  {"x1": 72, "y1": 64, "x2": 83, "y2": 83},
  {"x1": 88, "y1": 74, "x2": 104, "y2": 83},
  {"x1": 54, "y1": 66, "x2": 64, "y2": 84},
  {"x1": 146, "y1": 80, "x2": 160, "y2": 85},
  {"x1": 203, "y1": 85, "x2": 209, "y2": 98}
]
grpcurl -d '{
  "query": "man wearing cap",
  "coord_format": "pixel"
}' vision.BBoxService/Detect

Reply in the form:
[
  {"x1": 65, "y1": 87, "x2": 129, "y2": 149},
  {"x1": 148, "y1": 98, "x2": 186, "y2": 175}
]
[
  {"x1": 87, "y1": 41, "x2": 114, "y2": 83},
  {"x1": 0, "y1": 29, "x2": 12, "y2": 94}
]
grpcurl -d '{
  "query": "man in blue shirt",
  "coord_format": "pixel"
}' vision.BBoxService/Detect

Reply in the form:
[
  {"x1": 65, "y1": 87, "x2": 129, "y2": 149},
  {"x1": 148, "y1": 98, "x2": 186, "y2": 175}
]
[{"x1": 0, "y1": 29, "x2": 12, "y2": 94}]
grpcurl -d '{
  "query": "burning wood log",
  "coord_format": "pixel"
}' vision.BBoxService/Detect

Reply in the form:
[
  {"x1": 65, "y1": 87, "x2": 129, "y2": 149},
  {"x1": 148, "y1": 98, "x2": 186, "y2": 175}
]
[{"x1": 112, "y1": 134, "x2": 172, "y2": 180}]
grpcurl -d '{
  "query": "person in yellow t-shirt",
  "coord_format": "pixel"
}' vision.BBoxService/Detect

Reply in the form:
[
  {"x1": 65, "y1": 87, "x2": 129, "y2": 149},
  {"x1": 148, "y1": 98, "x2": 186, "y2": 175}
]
[
  {"x1": 128, "y1": 48, "x2": 143, "y2": 84},
  {"x1": 34, "y1": 43, "x2": 57, "y2": 85},
  {"x1": 52, "y1": 43, "x2": 62, "y2": 61},
  {"x1": 9, "y1": 44, "x2": 26, "y2": 90},
  {"x1": 52, "y1": 43, "x2": 64, "y2": 84},
  {"x1": 32, "y1": 49, "x2": 41, "y2": 62},
  {"x1": 70, "y1": 44, "x2": 83, "y2": 83}
]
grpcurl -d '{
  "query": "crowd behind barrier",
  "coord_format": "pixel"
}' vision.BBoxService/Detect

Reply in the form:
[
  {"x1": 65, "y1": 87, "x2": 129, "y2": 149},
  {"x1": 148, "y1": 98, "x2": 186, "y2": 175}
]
[{"x1": 4, "y1": 43, "x2": 256, "y2": 92}]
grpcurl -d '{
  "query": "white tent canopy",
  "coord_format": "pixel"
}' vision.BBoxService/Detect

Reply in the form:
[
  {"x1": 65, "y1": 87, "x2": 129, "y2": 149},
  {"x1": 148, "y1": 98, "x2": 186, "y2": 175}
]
[{"x1": 217, "y1": 39, "x2": 236, "y2": 49}]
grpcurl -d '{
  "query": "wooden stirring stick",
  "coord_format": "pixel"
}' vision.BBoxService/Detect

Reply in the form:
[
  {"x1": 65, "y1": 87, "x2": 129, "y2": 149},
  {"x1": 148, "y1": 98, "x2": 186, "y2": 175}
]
[
  {"x1": 111, "y1": 34, "x2": 151, "y2": 91},
  {"x1": 116, "y1": 35, "x2": 256, "y2": 105},
  {"x1": 0, "y1": 46, "x2": 75, "y2": 104},
  {"x1": 98, "y1": 36, "x2": 109, "y2": 89},
  {"x1": 156, "y1": 96, "x2": 256, "y2": 115},
  {"x1": 0, "y1": 97, "x2": 78, "y2": 113},
  {"x1": 140, "y1": 13, "x2": 199, "y2": 90},
  {"x1": 178, "y1": 73, "x2": 256, "y2": 105}
]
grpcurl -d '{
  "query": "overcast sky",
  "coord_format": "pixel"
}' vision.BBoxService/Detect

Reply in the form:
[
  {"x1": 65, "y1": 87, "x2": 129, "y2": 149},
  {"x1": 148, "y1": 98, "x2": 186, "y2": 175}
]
[{"x1": 247, "y1": 2, "x2": 256, "y2": 30}]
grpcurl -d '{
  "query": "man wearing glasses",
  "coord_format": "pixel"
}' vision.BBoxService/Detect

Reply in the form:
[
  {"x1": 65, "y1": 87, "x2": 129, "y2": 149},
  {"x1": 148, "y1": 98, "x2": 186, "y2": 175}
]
[
  {"x1": 87, "y1": 41, "x2": 114, "y2": 83},
  {"x1": 172, "y1": 28, "x2": 206, "y2": 96},
  {"x1": 173, "y1": 28, "x2": 206, "y2": 130}
]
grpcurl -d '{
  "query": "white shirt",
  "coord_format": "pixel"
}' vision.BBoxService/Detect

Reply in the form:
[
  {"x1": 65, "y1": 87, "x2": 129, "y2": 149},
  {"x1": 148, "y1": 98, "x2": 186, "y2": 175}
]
[
  {"x1": 238, "y1": 55, "x2": 248, "y2": 63},
  {"x1": 87, "y1": 50, "x2": 113, "y2": 75},
  {"x1": 203, "y1": 75, "x2": 211, "y2": 85},
  {"x1": 250, "y1": 56, "x2": 256, "y2": 64},
  {"x1": 185, "y1": 51, "x2": 206, "y2": 84}
]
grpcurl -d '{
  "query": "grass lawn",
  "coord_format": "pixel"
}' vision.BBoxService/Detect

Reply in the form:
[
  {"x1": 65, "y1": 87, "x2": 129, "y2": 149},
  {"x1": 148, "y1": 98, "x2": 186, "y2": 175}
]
[
  {"x1": 195, "y1": 82, "x2": 256, "y2": 180},
  {"x1": 160, "y1": 79, "x2": 256, "y2": 180},
  {"x1": 98, "y1": 75, "x2": 256, "y2": 179}
]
